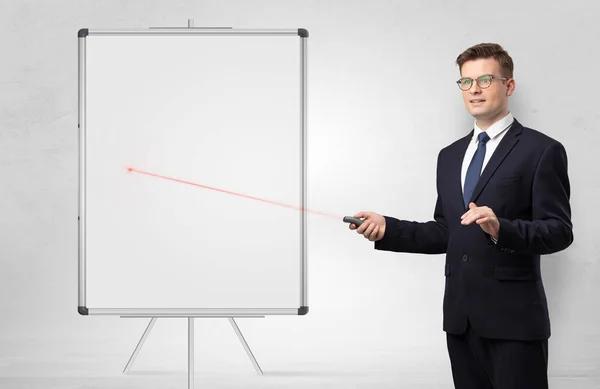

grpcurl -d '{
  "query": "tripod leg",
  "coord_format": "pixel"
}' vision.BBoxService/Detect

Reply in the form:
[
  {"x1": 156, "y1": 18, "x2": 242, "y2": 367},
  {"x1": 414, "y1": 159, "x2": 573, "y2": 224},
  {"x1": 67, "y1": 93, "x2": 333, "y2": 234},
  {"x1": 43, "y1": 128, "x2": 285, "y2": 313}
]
[
  {"x1": 188, "y1": 317, "x2": 194, "y2": 389},
  {"x1": 123, "y1": 317, "x2": 157, "y2": 373},
  {"x1": 228, "y1": 317, "x2": 263, "y2": 375}
]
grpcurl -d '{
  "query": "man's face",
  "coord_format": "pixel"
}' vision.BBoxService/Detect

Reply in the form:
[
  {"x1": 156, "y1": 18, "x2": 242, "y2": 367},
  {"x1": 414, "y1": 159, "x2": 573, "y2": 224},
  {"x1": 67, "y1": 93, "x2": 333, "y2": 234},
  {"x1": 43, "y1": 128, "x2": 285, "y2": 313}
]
[{"x1": 459, "y1": 58, "x2": 514, "y2": 126}]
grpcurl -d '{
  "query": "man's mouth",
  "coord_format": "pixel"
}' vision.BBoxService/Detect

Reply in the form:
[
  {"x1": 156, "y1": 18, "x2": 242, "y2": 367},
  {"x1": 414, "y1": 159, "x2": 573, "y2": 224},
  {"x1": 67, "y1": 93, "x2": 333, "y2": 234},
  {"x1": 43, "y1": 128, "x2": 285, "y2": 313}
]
[{"x1": 471, "y1": 99, "x2": 486, "y2": 104}]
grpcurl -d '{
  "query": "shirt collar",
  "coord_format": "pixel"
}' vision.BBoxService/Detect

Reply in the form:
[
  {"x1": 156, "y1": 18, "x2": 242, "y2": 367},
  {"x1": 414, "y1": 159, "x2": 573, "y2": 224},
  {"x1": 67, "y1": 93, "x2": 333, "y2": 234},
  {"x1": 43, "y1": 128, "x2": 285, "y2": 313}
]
[{"x1": 472, "y1": 112, "x2": 514, "y2": 142}]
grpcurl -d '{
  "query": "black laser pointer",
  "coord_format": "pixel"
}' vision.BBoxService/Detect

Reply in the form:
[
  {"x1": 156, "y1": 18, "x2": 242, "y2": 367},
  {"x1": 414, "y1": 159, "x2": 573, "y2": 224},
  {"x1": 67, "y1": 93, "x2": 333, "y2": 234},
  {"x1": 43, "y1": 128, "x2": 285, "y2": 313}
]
[{"x1": 343, "y1": 216, "x2": 364, "y2": 227}]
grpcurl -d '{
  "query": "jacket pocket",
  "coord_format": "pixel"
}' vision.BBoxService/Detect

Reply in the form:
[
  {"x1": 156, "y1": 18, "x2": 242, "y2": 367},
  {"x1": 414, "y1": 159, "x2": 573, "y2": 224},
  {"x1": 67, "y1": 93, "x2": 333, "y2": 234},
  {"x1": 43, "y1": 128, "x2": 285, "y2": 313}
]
[{"x1": 494, "y1": 266, "x2": 539, "y2": 281}]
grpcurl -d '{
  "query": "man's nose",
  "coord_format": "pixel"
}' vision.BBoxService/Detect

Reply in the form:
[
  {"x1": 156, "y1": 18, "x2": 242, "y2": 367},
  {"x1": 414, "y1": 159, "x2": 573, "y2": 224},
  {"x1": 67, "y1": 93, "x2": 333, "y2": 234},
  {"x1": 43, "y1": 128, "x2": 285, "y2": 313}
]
[{"x1": 470, "y1": 82, "x2": 482, "y2": 94}]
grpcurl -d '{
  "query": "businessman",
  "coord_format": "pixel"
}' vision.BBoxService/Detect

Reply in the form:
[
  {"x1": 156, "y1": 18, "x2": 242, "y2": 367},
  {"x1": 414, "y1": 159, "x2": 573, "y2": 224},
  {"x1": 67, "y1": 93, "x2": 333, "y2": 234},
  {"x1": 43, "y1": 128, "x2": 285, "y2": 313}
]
[{"x1": 350, "y1": 43, "x2": 573, "y2": 389}]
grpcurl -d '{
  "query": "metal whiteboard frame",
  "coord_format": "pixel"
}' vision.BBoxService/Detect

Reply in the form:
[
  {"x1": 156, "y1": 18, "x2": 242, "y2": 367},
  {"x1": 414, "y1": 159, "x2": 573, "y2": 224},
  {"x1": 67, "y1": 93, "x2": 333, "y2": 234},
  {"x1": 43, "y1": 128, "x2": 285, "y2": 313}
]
[{"x1": 77, "y1": 28, "x2": 309, "y2": 317}]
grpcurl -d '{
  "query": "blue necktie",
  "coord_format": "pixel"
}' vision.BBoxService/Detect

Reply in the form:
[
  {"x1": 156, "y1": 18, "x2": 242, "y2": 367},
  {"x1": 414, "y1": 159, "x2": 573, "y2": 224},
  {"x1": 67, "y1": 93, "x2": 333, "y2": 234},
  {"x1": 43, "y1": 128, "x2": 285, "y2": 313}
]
[{"x1": 463, "y1": 131, "x2": 490, "y2": 208}]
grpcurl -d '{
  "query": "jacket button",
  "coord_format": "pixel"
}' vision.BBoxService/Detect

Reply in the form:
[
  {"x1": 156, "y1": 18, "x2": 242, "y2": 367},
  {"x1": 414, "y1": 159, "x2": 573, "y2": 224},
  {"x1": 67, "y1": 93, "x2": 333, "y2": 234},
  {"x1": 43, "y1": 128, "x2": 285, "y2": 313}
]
[{"x1": 462, "y1": 254, "x2": 469, "y2": 262}]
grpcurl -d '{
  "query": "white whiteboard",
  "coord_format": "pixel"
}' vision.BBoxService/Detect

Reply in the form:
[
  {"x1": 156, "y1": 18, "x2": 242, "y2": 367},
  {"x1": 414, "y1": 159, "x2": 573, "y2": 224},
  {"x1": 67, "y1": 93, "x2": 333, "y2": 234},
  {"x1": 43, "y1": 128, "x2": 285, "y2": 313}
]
[{"x1": 77, "y1": 28, "x2": 309, "y2": 317}]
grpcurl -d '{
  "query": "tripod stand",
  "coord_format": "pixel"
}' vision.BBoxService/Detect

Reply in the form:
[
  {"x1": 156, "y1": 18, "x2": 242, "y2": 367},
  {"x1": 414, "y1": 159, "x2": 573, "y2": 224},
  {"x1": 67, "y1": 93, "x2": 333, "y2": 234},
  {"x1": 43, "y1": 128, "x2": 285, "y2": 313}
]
[{"x1": 122, "y1": 316, "x2": 263, "y2": 388}]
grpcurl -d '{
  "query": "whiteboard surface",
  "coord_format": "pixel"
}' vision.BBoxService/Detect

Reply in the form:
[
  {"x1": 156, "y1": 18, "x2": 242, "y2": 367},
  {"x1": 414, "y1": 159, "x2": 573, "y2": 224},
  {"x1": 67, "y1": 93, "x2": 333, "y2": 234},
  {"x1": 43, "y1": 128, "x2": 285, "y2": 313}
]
[{"x1": 79, "y1": 31, "x2": 307, "y2": 314}]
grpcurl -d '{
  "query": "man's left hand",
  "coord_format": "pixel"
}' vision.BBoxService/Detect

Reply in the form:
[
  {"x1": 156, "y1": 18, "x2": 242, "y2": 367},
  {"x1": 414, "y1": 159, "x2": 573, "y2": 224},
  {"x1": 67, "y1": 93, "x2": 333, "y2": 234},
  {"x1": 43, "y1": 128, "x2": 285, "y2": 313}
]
[{"x1": 461, "y1": 202, "x2": 499, "y2": 239}]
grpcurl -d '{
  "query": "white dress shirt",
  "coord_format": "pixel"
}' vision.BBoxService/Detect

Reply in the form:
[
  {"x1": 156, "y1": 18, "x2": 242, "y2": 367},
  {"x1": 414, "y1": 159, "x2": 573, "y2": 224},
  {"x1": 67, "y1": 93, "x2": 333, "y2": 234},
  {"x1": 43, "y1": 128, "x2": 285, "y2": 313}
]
[
  {"x1": 461, "y1": 112, "x2": 514, "y2": 243},
  {"x1": 461, "y1": 112, "x2": 514, "y2": 195}
]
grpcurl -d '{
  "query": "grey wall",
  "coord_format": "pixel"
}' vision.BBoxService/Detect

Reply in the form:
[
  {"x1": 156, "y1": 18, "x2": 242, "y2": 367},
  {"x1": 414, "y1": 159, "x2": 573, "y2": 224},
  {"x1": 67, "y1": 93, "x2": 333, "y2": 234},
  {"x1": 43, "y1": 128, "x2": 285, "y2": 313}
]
[{"x1": 1, "y1": 0, "x2": 599, "y2": 388}]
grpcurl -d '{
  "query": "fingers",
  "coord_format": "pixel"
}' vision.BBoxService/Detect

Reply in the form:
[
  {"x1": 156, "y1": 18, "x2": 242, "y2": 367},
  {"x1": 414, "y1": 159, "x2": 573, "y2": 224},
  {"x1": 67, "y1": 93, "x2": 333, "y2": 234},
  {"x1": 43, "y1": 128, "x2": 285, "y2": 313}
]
[
  {"x1": 356, "y1": 220, "x2": 375, "y2": 238},
  {"x1": 364, "y1": 222, "x2": 377, "y2": 237},
  {"x1": 461, "y1": 206, "x2": 494, "y2": 225},
  {"x1": 356, "y1": 220, "x2": 369, "y2": 234},
  {"x1": 476, "y1": 216, "x2": 492, "y2": 224},
  {"x1": 462, "y1": 203, "x2": 481, "y2": 219},
  {"x1": 351, "y1": 212, "x2": 370, "y2": 232},
  {"x1": 475, "y1": 216, "x2": 497, "y2": 227},
  {"x1": 354, "y1": 220, "x2": 381, "y2": 241},
  {"x1": 460, "y1": 203, "x2": 478, "y2": 221},
  {"x1": 368, "y1": 225, "x2": 380, "y2": 241},
  {"x1": 461, "y1": 207, "x2": 479, "y2": 219},
  {"x1": 349, "y1": 211, "x2": 383, "y2": 241},
  {"x1": 461, "y1": 212, "x2": 483, "y2": 225}
]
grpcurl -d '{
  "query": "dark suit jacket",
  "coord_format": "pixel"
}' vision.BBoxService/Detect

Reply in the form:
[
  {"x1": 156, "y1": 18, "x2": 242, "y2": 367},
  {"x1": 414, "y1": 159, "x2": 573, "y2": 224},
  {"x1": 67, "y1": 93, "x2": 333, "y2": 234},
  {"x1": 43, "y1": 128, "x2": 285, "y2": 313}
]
[{"x1": 374, "y1": 118, "x2": 573, "y2": 341}]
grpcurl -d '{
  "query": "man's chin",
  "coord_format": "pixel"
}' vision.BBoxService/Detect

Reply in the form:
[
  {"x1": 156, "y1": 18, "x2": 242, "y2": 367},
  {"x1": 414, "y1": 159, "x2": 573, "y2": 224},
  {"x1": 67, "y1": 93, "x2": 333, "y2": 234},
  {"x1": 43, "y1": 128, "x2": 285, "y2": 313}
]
[{"x1": 469, "y1": 109, "x2": 490, "y2": 120}]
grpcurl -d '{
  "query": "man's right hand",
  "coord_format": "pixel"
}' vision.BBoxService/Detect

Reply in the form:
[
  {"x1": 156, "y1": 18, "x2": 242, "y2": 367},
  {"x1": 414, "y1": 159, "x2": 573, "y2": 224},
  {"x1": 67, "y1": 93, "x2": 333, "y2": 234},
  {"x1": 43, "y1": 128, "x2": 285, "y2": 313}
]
[{"x1": 350, "y1": 211, "x2": 386, "y2": 242}]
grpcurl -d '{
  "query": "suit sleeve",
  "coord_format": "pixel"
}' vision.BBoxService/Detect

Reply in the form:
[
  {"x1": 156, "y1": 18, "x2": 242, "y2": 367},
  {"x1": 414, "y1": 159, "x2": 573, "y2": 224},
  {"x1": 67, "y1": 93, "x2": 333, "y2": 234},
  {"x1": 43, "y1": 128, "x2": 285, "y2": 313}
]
[
  {"x1": 496, "y1": 141, "x2": 574, "y2": 255},
  {"x1": 374, "y1": 151, "x2": 448, "y2": 254}
]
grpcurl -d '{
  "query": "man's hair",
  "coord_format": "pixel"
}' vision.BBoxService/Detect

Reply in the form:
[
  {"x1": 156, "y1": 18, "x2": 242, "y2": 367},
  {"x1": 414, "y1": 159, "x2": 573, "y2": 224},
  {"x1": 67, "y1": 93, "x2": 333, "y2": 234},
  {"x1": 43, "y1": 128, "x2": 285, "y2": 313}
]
[{"x1": 456, "y1": 43, "x2": 514, "y2": 78}]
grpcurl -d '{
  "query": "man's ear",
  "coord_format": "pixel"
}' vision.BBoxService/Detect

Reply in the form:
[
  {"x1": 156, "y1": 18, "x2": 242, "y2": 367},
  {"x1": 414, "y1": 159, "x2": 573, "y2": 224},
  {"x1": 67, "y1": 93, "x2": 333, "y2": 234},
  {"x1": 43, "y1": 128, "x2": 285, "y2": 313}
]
[{"x1": 506, "y1": 78, "x2": 516, "y2": 96}]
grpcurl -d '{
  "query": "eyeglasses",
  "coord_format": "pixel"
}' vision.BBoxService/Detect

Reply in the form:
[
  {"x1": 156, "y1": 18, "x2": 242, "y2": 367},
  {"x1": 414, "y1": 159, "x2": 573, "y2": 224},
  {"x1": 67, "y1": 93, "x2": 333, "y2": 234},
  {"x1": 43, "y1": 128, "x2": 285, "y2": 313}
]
[{"x1": 456, "y1": 74, "x2": 508, "y2": 91}]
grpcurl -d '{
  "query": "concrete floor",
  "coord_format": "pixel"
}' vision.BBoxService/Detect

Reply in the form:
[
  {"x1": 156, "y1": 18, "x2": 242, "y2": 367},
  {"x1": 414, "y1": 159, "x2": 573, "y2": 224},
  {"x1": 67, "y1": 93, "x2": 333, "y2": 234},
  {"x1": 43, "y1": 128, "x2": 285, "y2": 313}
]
[
  {"x1": 1, "y1": 318, "x2": 598, "y2": 389},
  {"x1": 2, "y1": 362, "x2": 599, "y2": 389}
]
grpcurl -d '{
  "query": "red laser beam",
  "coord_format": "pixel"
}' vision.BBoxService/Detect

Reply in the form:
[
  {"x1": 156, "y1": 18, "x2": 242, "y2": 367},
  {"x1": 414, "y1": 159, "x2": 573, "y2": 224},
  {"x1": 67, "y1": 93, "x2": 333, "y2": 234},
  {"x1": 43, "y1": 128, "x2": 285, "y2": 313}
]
[{"x1": 127, "y1": 167, "x2": 342, "y2": 220}]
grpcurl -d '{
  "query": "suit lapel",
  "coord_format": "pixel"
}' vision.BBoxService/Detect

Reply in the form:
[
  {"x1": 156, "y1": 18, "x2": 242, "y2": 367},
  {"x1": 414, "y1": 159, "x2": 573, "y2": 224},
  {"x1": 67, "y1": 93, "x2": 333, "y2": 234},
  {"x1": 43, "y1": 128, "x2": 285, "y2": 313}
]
[
  {"x1": 467, "y1": 119, "x2": 523, "y2": 206},
  {"x1": 453, "y1": 131, "x2": 473, "y2": 210}
]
